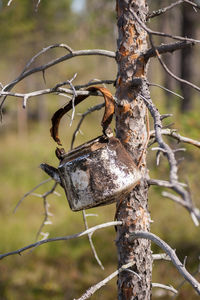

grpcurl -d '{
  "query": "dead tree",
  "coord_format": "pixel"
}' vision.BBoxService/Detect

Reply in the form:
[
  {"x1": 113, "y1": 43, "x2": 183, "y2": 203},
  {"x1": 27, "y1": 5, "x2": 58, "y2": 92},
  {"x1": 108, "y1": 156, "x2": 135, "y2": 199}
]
[
  {"x1": 1, "y1": 1, "x2": 200, "y2": 299},
  {"x1": 180, "y1": 3, "x2": 196, "y2": 112},
  {"x1": 115, "y1": 1, "x2": 152, "y2": 298}
]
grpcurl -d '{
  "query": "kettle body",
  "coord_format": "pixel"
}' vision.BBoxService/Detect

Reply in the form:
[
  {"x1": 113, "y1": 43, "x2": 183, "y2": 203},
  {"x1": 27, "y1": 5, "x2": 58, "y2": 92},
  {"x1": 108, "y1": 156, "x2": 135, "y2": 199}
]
[
  {"x1": 41, "y1": 135, "x2": 141, "y2": 211},
  {"x1": 41, "y1": 86, "x2": 141, "y2": 211}
]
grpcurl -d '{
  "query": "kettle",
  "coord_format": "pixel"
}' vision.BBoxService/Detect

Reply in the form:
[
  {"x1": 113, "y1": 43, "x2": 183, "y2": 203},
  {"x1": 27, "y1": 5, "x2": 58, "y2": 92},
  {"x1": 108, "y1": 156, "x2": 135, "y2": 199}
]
[{"x1": 41, "y1": 86, "x2": 141, "y2": 211}]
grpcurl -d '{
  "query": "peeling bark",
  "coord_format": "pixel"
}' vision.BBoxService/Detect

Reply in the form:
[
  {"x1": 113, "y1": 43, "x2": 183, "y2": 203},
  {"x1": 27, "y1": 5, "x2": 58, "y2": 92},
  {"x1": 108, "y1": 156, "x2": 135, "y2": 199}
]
[{"x1": 115, "y1": 1, "x2": 152, "y2": 299}]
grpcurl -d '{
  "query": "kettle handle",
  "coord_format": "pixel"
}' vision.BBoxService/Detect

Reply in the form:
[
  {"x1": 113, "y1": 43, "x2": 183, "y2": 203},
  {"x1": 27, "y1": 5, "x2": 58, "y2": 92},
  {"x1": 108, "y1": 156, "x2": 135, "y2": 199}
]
[{"x1": 50, "y1": 86, "x2": 115, "y2": 145}]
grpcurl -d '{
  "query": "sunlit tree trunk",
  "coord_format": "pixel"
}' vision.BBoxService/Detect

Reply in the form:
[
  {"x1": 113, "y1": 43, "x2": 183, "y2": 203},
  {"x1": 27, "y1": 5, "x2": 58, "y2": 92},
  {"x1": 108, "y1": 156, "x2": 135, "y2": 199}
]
[{"x1": 115, "y1": 1, "x2": 152, "y2": 299}]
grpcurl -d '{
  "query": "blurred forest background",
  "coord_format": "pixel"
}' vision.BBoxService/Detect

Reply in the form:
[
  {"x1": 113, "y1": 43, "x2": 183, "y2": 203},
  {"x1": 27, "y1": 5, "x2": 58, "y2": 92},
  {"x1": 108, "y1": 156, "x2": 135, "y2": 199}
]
[{"x1": 0, "y1": 0, "x2": 200, "y2": 299}]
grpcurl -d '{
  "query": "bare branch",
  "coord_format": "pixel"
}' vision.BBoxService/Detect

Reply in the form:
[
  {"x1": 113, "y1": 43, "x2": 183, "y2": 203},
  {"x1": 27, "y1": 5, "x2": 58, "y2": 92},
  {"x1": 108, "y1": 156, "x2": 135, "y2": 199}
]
[
  {"x1": 148, "y1": 0, "x2": 199, "y2": 19},
  {"x1": 129, "y1": 231, "x2": 200, "y2": 295},
  {"x1": 151, "y1": 147, "x2": 167, "y2": 153},
  {"x1": 22, "y1": 44, "x2": 73, "y2": 75},
  {"x1": 3, "y1": 48, "x2": 115, "y2": 91},
  {"x1": 160, "y1": 114, "x2": 173, "y2": 121},
  {"x1": 148, "y1": 178, "x2": 187, "y2": 188},
  {"x1": 14, "y1": 178, "x2": 51, "y2": 213},
  {"x1": 0, "y1": 221, "x2": 122, "y2": 260},
  {"x1": 152, "y1": 253, "x2": 171, "y2": 261},
  {"x1": 65, "y1": 73, "x2": 78, "y2": 126},
  {"x1": 150, "y1": 128, "x2": 200, "y2": 149},
  {"x1": 0, "y1": 48, "x2": 115, "y2": 117},
  {"x1": 74, "y1": 261, "x2": 135, "y2": 300},
  {"x1": 131, "y1": 9, "x2": 200, "y2": 44},
  {"x1": 148, "y1": 179, "x2": 172, "y2": 188},
  {"x1": 149, "y1": 82, "x2": 183, "y2": 99},
  {"x1": 162, "y1": 191, "x2": 200, "y2": 227},
  {"x1": 143, "y1": 41, "x2": 195, "y2": 61},
  {"x1": 172, "y1": 259, "x2": 200, "y2": 299},
  {"x1": 154, "y1": 48, "x2": 200, "y2": 93},
  {"x1": 35, "y1": 182, "x2": 58, "y2": 241},
  {"x1": 82, "y1": 210, "x2": 104, "y2": 270},
  {"x1": 35, "y1": 0, "x2": 41, "y2": 12},
  {"x1": 152, "y1": 283, "x2": 178, "y2": 294},
  {"x1": 7, "y1": 0, "x2": 13, "y2": 6},
  {"x1": 71, "y1": 103, "x2": 104, "y2": 149},
  {"x1": 0, "y1": 80, "x2": 114, "y2": 104},
  {"x1": 75, "y1": 79, "x2": 114, "y2": 90},
  {"x1": 140, "y1": 81, "x2": 200, "y2": 225}
]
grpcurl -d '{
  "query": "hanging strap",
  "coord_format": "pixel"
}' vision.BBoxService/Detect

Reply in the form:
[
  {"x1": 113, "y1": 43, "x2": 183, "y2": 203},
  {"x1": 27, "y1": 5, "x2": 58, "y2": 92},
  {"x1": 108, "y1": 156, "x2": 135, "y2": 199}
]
[{"x1": 50, "y1": 86, "x2": 115, "y2": 145}]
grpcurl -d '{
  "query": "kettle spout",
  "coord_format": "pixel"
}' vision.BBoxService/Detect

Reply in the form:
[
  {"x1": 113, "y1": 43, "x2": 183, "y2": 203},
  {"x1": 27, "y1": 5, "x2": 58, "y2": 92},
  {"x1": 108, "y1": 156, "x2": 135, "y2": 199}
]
[{"x1": 40, "y1": 163, "x2": 61, "y2": 184}]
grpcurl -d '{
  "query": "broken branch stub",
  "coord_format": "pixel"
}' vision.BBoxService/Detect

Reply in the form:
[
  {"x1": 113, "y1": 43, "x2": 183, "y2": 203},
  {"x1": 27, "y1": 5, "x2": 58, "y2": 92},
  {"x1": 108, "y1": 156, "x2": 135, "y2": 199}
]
[{"x1": 41, "y1": 86, "x2": 141, "y2": 211}]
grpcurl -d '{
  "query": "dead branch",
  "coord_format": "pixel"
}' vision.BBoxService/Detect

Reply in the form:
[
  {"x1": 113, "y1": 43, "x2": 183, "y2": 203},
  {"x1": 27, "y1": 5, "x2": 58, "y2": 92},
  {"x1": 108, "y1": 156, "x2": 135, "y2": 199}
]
[
  {"x1": 14, "y1": 178, "x2": 51, "y2": 213},
  {"x1": 133, "y1": 11, "x2": 200, "y2": 95},
  {"x1": 150, "y1": 128, "x2": 200, "y2": 149},
  {"x1": 0, "y1": 48, "x2": 115, "y2": 117},
  {"x1": 140, "y1": 81, "x2": 200, "y2": 225},
  {"x1": 75, "y1": 79, "x2": 114, "y2": 90},
  {"x1": 152, "y1": 253, "x2": 171, "y2": 261},
  {"x1": 0, "y1": 88, "x2": 97, "y2": 102},
  {"x1": 7, "y1": 0, "x2": 13, "y2": 6},
  {"x1": 154, "y1": 48, "x2": 200, "y2": 93},
  {"x1": 129, "y1": 231, "x2": 200, "y2": 295},
  {"x1": 22, "y1": 43, "x2": 73, "y2": 75},
  {"x1": 149, "y1": 83, "x2": 183, "y2": 99},
  {"x1": 148, "y1": 179, "x2": 186, "y2": 188},
  {"x1": 35, "y1": 182, "x2": 58, "y2": 241},
  {"x1": 143, "y1": 41, "x2": 195, "y2": 61},
  {"x1": 172, "y1": 259, "x2": 200, "y2": 299},
  {"x1": 67, "y1": 73, "x2": 78, "y2": 126},
  {"x1": 2, "y1": 48, "x2": 115, "y2": 92},
  {"x1": 134, "y1": 11, "x2": 200, "y2": 93},
  {"x1": 74, "y1": 261, "x2": 135, "y2": 300},
  {"x1": 148, "y1": 0, "x2": 199, "y2": 19},
  {"x1": 82, "y1": 210, "x2": 104, "y2": 270},
  {"x1": 131, "y1": 9, "x2": 200, "y2": 44},
  {"x1": 0, "y1": 221, "x2": 122, "y2": 260},
  {"x1": 152, "y1": 283, "x2": 178, "y2": 294},
  {"x1": 0, "y1": 80, "x2": 113, "y2": 105},
  {"x1": 71, "y1": 103, "x2": 104, "y2": 149},
  {"x1": 75, "y1": 262, "x2": 177, "y2": 300},
  {"x1": 162, "y1": 191, "x2": 200, "y2": 226},
  {"x1": 35, "y1": 0, "x2": 41, "y2": 12}
]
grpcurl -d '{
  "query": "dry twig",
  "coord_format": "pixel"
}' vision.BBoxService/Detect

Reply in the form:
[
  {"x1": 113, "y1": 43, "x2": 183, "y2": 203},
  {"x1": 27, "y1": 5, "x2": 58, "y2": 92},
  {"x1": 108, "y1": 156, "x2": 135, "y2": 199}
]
[
  {"x1": 14, "y1": 178, "x2": 51, "y2": 213},
  {"x1": 0, "y1": 48, "x2": 115, "y2": 118},
  {"x1": 129, "y1": 231, "x2": 200, "y2": 295},
  {"x1": 35, "y1": 182, "x2": 58, "y2": 241},
  {"x1": 148, "y1": 0, "x2": 199, "y2": 19},
  {"x1": 149, "y1": 82, "x2": 183, "y2": 99},
  {"x1": 0, "y1": 221, "x2": 122, "y2": 260},
  {"x1": 140, "y1": 81, "x2": 200, "y2": 225},
  {"x1": 82, "y1": 210, "x2": 104, "y2": 270},
  {"x1": 131, "y1": 9, "x2": 200, "y2": 44},
  {"x1": 74, "y1": 261, "x2": 135, "y2": 300},
  {"x1": 152, "y1": 283, "x2": 178, "y2": 294},
  {"x1": 71, "y1": 103, "x2": 104, "y2": 149},
  {"x1": 150, "y1": 128, "x2": 200, "y2": 149}
]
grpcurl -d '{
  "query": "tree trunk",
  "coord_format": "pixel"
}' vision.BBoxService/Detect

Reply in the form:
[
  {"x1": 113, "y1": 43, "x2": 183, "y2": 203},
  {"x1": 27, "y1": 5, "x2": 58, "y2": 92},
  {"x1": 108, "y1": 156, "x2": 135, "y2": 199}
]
[
  {"x1": 180, "y1": 4, "x2": 195, "y2": 112},
  {"x1": 115, "y1": 1, "x2": 152, "y2": 299},
  {"x1": 160, "y1": 4, "x2": 180, "y2": 109}
]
